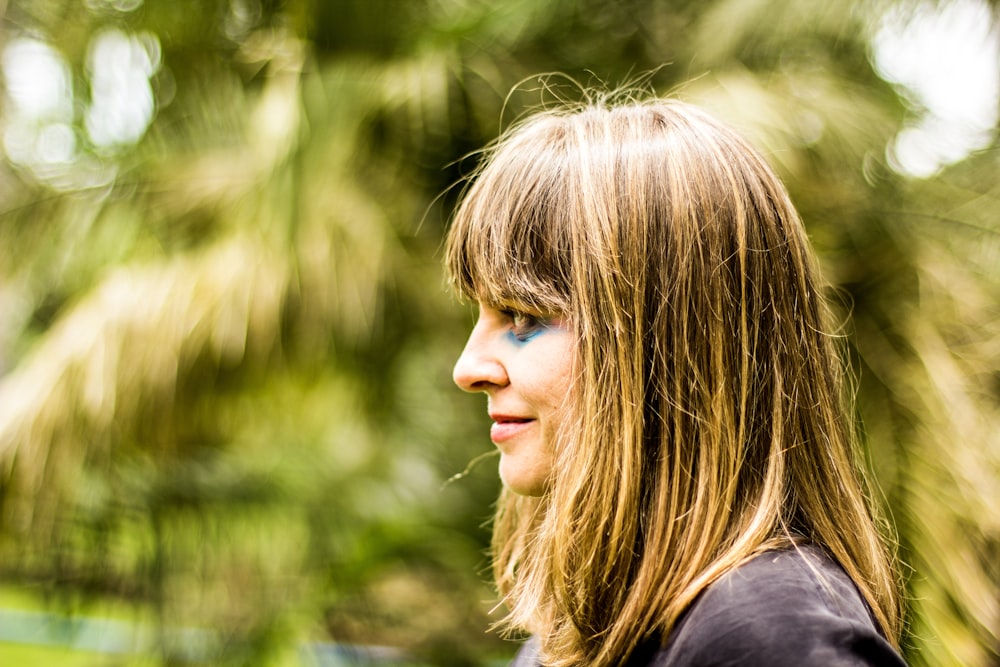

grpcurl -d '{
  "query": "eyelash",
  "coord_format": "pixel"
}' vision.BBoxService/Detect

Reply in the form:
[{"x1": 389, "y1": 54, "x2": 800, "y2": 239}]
[{"x1": 502, "y1": 309, "x2": 545, "y2": 341}]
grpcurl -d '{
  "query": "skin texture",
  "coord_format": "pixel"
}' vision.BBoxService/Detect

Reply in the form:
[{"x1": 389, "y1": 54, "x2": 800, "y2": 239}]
[{"x1": 452, "y1": 304, "x2": 574, "y2": 496}]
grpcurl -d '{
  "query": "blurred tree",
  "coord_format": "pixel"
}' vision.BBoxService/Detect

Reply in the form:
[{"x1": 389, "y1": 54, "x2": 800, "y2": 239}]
[{"x1": 0, "y1": 0, "x2": 996, "y2": 665}]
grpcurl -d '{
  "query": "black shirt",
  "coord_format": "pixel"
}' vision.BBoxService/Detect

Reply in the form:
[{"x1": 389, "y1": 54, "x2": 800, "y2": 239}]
[{"x1": 510, "y1": 545, "x2": 907, "y2": 666}]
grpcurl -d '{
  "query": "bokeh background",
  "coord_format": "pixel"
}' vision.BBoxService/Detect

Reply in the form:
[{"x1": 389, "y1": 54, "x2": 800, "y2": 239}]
[{"x1": 0, "y1": 0, "x2": 997, "y2": 665}]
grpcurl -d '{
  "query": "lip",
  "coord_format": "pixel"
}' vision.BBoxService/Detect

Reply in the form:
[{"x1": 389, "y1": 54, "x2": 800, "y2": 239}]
[{"x1": 489, "y1": 414, "x2": 535, "y2": 443}]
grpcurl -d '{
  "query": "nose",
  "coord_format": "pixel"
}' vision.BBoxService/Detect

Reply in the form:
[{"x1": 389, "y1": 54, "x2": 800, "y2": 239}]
[{"x1": 453, "y1": 320, "x2": 508, "y2": 392}]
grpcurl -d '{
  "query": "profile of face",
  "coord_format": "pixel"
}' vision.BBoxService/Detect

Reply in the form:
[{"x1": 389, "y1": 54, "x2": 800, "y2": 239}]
[{"x1": 453, "y1": 304, "x2": 575, "y2": 496}]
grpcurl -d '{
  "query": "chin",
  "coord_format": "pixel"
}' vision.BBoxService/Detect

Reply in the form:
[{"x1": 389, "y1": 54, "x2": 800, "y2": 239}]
[{"x1": 499, "y1": 460, "x2": 549, "y2": 497}]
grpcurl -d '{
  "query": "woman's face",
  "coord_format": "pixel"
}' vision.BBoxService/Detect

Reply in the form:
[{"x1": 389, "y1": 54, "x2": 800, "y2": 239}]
[{"x1": 453, "y1": 303, "x2": 575, "y2": 496}]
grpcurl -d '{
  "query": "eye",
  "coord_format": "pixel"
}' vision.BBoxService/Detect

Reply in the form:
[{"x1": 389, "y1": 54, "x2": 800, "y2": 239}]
[{"x1": 502, "y1": 309, "x2": 545, "y2": 342}]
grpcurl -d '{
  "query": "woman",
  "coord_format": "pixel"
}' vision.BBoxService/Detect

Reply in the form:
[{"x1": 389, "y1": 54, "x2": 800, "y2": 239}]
[{"x1": 447, "y1": 97, "x2": 907, "y2": 666}]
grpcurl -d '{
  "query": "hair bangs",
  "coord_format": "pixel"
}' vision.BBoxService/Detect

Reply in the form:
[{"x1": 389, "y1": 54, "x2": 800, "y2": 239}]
[{"x1": 445, "y1": 119, "x2": 574, "y2": 315}]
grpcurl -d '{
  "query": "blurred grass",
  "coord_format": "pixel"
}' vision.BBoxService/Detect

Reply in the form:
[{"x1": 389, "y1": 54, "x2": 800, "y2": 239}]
[{"x1": 0, "y1": 645, "x2": 141, "y2": 667}]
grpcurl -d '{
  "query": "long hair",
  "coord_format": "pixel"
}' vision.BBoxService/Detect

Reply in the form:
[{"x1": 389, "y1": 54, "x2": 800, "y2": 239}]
[{"x1": 445, "y1": 98, "x2": 903, "y2": 666}]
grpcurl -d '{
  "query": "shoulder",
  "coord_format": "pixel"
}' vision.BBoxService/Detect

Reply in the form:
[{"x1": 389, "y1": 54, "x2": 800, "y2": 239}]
[
  {"x1": 509, "y1": 636, "x2": 539, "y2": 667},
  {"x1": 649, "y1": 545, "x2": 907, "y2": 667}
]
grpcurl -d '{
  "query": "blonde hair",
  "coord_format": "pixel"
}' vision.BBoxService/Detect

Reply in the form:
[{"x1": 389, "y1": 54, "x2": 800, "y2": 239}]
[{"x1": 446, "y1": 98, "x2": 903, "y2": 666}]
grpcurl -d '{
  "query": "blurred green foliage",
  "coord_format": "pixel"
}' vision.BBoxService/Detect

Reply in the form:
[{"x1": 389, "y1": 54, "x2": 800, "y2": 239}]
[{"x1": 0, "y1": 0, "x2": 997, "y2": 665}]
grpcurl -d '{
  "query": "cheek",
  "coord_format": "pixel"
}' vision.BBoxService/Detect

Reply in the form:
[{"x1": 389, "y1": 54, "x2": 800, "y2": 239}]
[
  {"x1": 543, "y1": 341, "x2": 576, "y2": 402},
  {"x1": 507, "y1": 327, "x2": 576, "y2": 411},
  {"x1": 525, "y1": 341, "x2": 575, "y2": 430}
]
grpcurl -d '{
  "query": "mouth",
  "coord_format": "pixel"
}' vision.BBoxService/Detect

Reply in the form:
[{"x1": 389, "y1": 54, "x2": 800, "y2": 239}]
[
  {"x1": 489, "y1": 415, "x2": 535, "y2": 443},
  {"x1": 490, "y1": 414, "x2": 531, "y2": 424}
]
